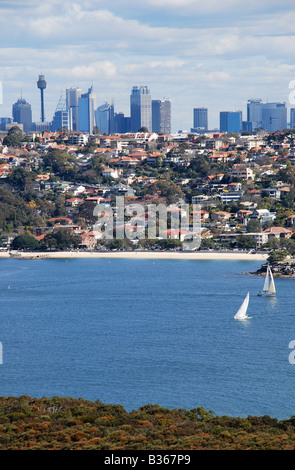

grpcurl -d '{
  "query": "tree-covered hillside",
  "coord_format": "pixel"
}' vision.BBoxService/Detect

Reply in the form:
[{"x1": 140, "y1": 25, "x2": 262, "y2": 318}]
[{"x1": 0, "y1": 396, "x2": 295, "y2": 450}]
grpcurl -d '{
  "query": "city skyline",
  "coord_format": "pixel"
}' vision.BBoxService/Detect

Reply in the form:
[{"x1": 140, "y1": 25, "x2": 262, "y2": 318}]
[
  {"x1": 5, "y1": 85, "x2": 294, "y2": 135},
  {"x1": 0, "y1": 1, "x2": 295, "y2": 132}
]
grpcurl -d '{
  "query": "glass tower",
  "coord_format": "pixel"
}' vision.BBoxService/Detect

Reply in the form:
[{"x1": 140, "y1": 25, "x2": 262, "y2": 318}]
[
  {"x1": 152, "y1": 99, "x2": 171, "y2": 134},
  {"x1": 130, "y1": 86, "x2": 152, "y2": 132},
  {"x1": 247, "y1": 99, "x2": 262, "y2": 132},
  {"x1": 66, "y1": 87, "x2": 82, "y2": 131},
  {"x1": 261, "y1": 103, "x2": 287, "y2": 132},
  {"x1": 193, "y1": 107, "x2": 208, "y2": 131},
  {"x1": 12, "y1": 98, "x2": 32, "y2": 132},
  {"x1": 95, "y1": 102, "x2": 115, "y2": 134},
  {"x1": 78, "y1": 86, "x2": 96, "y2": 134},
  {"x1": 220, "y1": 111, "x2": 242, "y2": 133}
]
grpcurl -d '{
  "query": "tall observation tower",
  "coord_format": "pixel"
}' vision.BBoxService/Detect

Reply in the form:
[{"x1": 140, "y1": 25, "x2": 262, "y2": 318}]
[{"x1": 37, "y1": 74, "x2": 47, "y2": 122}]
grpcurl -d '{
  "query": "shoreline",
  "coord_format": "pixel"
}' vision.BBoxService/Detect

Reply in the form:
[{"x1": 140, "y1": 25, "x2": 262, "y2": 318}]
[{"x1": 0, "y1": 250, "x2": 269, "y2": 261}]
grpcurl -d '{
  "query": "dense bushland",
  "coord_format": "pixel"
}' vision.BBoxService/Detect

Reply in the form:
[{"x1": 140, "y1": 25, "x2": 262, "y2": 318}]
[{"x1": 0, "y1": 396, "x2": 295, "y2": 450}]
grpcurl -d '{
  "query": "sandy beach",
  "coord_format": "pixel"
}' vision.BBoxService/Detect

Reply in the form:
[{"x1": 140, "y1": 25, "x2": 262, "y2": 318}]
[{"x1": 0, "y1": 250, "x2": 269, "y2": 261}]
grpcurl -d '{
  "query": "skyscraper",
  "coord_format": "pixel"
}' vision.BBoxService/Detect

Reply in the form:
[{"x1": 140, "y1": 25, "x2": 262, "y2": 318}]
[
  {"x1": 152, "y1": 99, "x2": 171, "y2": 134},
  {"x1": 66, "y1": 87, "x2": 82, "y2": 131},
  {"x1": 114, "y1": 112, "x2": 131, "y2": 133},
  {"x1": 12, "y1": 98, "x2": 32, "y2": 132},
  {"x1": 261, "y1": 102, "x2": 287, "y2": 133},
  {"x1": 95, "y1": 102, "x2": 115, "y2": 134},
  {"x1": 290, "y1": 108, "x2": 295, "y2": 129},
  {"x1": 246, "y1": 99, "x2": 287, "y2": 133},
  {"x1": 130, "y1": 86, "x2": 152, "y2": 132},
  {"x1": 51, "y1": 94, "x2": 70, "y2": 132},
  {"x1": 247, "y1": 99, "x2": 262, "y2": 131},
  {"x1": 78, "y1": 86, "x2": 96, "y2": 134},
  {"x1": 192, "y1": 107, "x2": 208, "y2": 131},
  {"x1": 37, "y1": 74, "x2": 47, "y2": 122},
  {"x1": 220, "y1": 111, "x2": 242, "y2": 133}
]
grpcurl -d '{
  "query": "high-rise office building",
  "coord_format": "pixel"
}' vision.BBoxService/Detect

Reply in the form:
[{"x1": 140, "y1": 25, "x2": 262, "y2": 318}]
[
  {"x1": 130, "y1": 86, "x2": 152, "y2": 132},
  {"x1": 152, "y1": 99, "x2": 171, "y2": 134},
  {"x1": 114, "y1": 112, "x2": 131, "y2": 133},
  {"x1": 247, "y1": 99, "x2": 262, "y2": 132},
  {"x1": 220, "y1": 111, "x2": 242, "y2": 133},
  {"x1": 51, "y1": 110, "x2": 69, "y2": 132},
  {"x1": 51, "y1": 94, "x2": 70, "y2": 132},
  {"x1": 0, "y1": 118, "x2": 13, "y2": 131},
  {"x1": 78, "y1": 86, "x2": 96, "y2": 134},
  {"x1": 66, "y1": 87, "x2": 82, "y2": 131},
  {"x1": 246, "y1": 99, "x2": 287, "y2": 133},
  {"x1": 95, "y1": 102, "x2": 115, "y2": 134},
  {"x1": 192, "y1": 107, "x2": 208, "y2": 132},
  {"x1": 290, "y1": 108, "x2": 295, "y2": 129},
  {"x1": 261, "y1": 102, "x2": 287, "y2": 133},
  {"x1": 12, "y1": 98, "x2": 32, "y2": 132}
]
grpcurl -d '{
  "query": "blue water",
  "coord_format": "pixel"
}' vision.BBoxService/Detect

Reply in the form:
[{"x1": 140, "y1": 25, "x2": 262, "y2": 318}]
[{"x1": 0, "y1": 257, "x2": 295, "y2": 420}]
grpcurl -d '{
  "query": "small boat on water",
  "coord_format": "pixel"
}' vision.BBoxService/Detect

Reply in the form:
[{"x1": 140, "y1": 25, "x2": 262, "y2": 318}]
[
  {"x1": 258, "y1": 264, "x2": 276, "y2": 297},
  {"x1": 234, "y1": 292, "x2": 250, "y2": 321}
]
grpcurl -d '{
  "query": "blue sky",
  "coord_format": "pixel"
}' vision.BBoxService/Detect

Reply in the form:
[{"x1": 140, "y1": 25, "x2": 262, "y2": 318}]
[{"x1": 0, "y1": 0, "x2": 295, "y2": 132}]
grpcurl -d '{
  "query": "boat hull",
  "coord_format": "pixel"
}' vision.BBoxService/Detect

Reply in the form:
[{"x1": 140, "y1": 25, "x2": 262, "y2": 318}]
[{"x1": 258, "y1": 291, "x2": 276, "y2": 297}]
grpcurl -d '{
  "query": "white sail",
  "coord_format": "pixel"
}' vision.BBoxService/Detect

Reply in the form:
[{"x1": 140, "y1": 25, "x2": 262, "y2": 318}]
[
  {"x1": 268, "y1": 266, "x2": 276, "y2": 294},
  {"x1": 234, "y1": 292, "x2": 249, "y2": 320},
  {"x1": 262, "y1": 267, "x2": 270, "y2": 291},
  {"x1": 258, "y1": 264, "x2": 276, "y2": 296}
]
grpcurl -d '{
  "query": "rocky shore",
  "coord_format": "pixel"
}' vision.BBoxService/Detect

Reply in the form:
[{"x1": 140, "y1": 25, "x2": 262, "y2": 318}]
[{"x1": 256, "y1": 260, "x2": 295, "y2": 278}]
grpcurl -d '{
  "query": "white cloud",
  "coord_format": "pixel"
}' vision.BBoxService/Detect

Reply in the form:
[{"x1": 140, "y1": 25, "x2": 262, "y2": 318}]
[
  {"x1": 0, "y1": 1, "x2": 295, "y2": 130},
  {"x1": 54, "y1": 61, "x2": 117, "y2": 80}
]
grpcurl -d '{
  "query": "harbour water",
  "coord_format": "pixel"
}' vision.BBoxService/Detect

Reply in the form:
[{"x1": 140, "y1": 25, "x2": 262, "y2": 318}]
[{"x1": 0, "y1": 257, "x2": 295, "y2": 419}]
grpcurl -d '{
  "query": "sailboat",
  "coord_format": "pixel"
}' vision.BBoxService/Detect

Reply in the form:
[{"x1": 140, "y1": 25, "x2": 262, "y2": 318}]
[
  {"x1": 234, "y1": 292, "x2": 250, "y2": 320},
  {"x1": 258, "y1": 264, "x2": 276, "y2": 297}
]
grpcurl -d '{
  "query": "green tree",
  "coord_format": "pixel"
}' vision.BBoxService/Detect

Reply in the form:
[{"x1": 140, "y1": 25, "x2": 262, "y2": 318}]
[
  {"x1": 267, "y1": 250, "x2": 289, "y2": 263},
  {"x1": 200, "y1": 238, "x2": 216, "y2": 249},
  {"x1": 8, "y1": 167, "x2": 37, "y2": 192},
  {"x1": 41, "y1": 228, "x2": 81, "y2": 250},
  {"x1": 145, "y1": 180, "x2": 184, "y2": 204},
  {"x1": 3, "y1": 126, "x2": 25, "y2": 147},
  {"x1": 11, "y1": 233, "x2": 40, "y2": 250},
  {"x1": 236, "y1": 235, "x2": 256, "y2": 249},
  {"x1": 246, "y1": 219, "x2": 261, "y2": 233},
  {"x1": 189, "y1": 155, "x2": 212, "y2": 177},
  {"x1": 42, "y1": 149, "x2": 76, "y2": 178}
]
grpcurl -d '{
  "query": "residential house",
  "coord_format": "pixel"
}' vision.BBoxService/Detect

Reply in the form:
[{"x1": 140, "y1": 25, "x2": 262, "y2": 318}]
[
  {"x1": 287, "y1": 214, "x2": 295, "y2": 227},
  {"x1": 66, "y1": 197, "x2": 84, "y2": 207},
  {"x1": 102, "y1": 167, "x2": 122, "y2": 179},
  {"x1": 261, "y1": 188, "x2": 281, "y2": 199},
  {"x1": 251, "y1": 209, "x2": 276, "y2": 225},
  {"x1": 167, "y1": 228, "x2": 190, "y2": 241},
  {"x1": 192, "y1": 195, "x2": 209, "y2": 205},
  {"x1": 109, "y1": 156, "x2": 141, "y2": 167},
  {"x1": 211, "y1": 211, "x2": 232, "y2": 223},
  {"x1": 262, "y1": 226, "x2": 293, "y2": 240},
  {"x1": 219, "y1": 190, "x2": 244, "y2": 203},
  {"x1": 79, "y1": 230, "x2": 102, "y2": 249},
  {"x1": 230, "y1": 164, "x2": 254, "y2": 180},
  {"x1": 69, "y1": 185, "x2": 86, "y2": 196},
  {"x1": 190, "y1": 209, "x2": 209, "y2": 222},
  {"x1": 235, "y1": 209, "x2": 253, "y2": 224}
]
